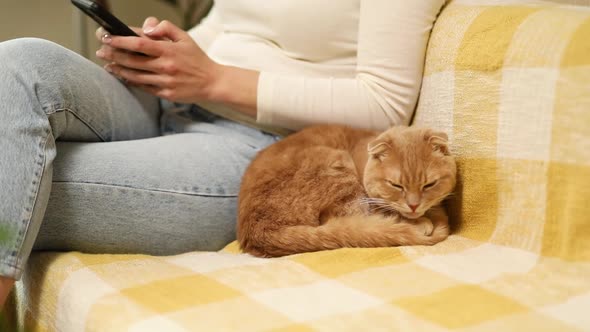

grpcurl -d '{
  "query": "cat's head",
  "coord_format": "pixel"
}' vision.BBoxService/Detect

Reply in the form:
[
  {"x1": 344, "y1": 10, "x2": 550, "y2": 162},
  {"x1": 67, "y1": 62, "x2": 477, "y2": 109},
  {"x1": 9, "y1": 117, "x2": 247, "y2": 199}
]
[{"x1": 363, "y1": 126, "x2": 456, "y2": 219}]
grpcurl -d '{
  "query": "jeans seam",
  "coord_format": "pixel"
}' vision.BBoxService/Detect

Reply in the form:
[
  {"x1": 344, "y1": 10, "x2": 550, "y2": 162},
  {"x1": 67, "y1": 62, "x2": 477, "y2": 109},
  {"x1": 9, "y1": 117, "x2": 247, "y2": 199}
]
[
  {"x1": 0, "y1": 260, "x2": 22, "y2": 279},
  {"x1": 46, "y1": 106, "x2": 107, "y2": 142},
  {"x1": 51, "y1": 181, "x2": 239, "y2": 198},
  {"x1": 13, "y1": 131, "x2": 51, "y2": 271},
  {"x1": 0, "y1": 259, "x2": 21, "y2": 270}
]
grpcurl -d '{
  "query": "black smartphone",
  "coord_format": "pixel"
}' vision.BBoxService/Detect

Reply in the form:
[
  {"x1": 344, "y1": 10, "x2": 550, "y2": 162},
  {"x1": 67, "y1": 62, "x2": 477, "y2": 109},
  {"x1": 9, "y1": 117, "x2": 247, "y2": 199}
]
[{"x1": 71, "y1": 0, "x2": 138, "y2": 37}]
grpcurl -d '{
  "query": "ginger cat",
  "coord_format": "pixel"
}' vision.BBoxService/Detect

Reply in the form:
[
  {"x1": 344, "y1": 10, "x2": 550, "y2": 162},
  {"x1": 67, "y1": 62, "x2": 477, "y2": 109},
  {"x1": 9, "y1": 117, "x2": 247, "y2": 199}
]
[{"x1": 237, "y1": 125, "x2": 456, "y2": 257}]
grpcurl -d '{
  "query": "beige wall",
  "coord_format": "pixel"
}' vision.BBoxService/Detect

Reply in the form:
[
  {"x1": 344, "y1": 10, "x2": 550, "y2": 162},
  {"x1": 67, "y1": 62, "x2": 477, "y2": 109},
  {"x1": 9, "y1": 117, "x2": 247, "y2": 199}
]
[
  {"x1": 0, "y1": 0, "x2": 182, "y2": 62},
  {"x1": 0, "y1": 0, "x2": 76, "y2": 48}
]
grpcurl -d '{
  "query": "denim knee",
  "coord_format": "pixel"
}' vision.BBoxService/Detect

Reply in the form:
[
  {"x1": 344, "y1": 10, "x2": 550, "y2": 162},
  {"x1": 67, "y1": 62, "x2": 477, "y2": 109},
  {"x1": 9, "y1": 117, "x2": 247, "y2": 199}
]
[
  {"x1": 0, "y1": 38, "x2": 104, "y2": 120},
  {"x1": 0, "y1": 38, "x2": 70, "y2": 67}
]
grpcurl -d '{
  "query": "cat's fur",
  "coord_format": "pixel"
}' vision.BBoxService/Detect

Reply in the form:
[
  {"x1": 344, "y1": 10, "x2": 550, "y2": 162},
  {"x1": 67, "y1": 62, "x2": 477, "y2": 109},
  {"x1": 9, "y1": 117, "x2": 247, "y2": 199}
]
[{"x1": 237, "y1": 125, "x2": 456, "y2": 257}]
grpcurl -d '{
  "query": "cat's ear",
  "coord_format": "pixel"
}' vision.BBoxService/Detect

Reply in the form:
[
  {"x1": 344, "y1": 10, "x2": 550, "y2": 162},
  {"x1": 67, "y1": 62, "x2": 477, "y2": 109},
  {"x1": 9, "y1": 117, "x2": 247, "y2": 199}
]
[
  {"x1": 425, "y1": 130, "x2": 450, "y2": 156},
  {"x1": 329, "y1": 152, "x2": 355, "y2": 172},
  {"x1": 367, "y1": 138, "x2": 391, "y2": 161}
]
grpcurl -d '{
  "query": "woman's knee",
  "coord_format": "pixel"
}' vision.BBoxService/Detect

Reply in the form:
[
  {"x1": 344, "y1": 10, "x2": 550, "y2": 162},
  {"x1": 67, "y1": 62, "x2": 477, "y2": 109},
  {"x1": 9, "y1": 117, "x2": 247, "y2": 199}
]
[{"x1": 0, "y1": 38, "x2": 79, "y2": 70}]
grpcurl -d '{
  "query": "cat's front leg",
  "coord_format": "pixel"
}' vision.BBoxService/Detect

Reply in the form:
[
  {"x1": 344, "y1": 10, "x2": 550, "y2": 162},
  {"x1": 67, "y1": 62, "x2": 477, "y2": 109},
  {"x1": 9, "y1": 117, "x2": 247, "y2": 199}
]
[
  {"x1": 417, "y1": 205, "x2": 450, "y2": 244},
  {"x1": 399, "y1": 204, "x2": 449, "y2": 237},
  {"x1": 400, "y1": 216, "x2": 434, "y2": 236},
  {"x1": 423, "y1": 204, "x2": 449, "y2": 235},
  {"x1": 415, "y1": 217, "x2": 435, "y2": 236}
]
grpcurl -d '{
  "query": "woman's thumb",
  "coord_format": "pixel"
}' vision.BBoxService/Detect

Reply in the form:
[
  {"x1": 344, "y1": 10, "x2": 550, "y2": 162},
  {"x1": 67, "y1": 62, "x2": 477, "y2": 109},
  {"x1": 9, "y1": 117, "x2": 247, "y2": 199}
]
[
  {"x1": 144, "y1": 20, "x2": 184, "y2": 42},
  {"x1": 142, "y1": 17, "x2": 160, "y2": 31}
]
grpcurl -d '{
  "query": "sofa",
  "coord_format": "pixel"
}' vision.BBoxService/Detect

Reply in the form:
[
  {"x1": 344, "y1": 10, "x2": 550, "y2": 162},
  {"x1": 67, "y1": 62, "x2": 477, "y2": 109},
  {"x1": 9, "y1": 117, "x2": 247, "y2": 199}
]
[{"x1": 6, "y1": 0, "x2": 590, "y2": 331}]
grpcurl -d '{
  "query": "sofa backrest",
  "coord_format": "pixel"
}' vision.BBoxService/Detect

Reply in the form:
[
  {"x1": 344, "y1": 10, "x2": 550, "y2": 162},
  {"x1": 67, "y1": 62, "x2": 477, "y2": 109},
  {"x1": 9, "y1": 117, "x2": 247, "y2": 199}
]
[{"x1": 412, "y1": 0, "x2": 590, "y2": 260}]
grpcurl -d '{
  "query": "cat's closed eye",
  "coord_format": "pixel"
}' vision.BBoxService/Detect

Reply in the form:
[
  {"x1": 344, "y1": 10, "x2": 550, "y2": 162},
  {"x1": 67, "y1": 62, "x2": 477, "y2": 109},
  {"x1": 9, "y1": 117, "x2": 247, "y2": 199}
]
[
  {"x1": 422, "y1": 180, "x2": 438, "y2": 190},
  {"x1": 386, "y1": 180, "x2": 404, "y2": 191}
]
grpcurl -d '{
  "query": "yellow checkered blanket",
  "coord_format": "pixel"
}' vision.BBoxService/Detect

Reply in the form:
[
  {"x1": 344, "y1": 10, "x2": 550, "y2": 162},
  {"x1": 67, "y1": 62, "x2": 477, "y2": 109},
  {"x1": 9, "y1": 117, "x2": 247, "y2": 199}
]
[{"x1": 9, "y1": 1, "x2": 590, "y2": 331}]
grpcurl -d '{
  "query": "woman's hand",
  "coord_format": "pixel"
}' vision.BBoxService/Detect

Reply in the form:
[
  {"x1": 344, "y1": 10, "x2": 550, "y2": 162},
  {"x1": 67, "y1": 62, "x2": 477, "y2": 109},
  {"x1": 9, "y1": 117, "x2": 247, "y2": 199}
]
[
  {"x1": 94, "y1": 17, "x2": 162, "y2": 62},
  {"x1": 95, "y1": 18, "x2": 260, "y2": 117},
  {"x1": 95, "y1": 18, "x2": 222, "y2": 104}
]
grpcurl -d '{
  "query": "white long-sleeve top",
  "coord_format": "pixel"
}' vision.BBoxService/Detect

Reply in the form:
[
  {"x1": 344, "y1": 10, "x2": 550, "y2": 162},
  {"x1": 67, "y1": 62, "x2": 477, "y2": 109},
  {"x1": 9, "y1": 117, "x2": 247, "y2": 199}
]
[{"x1": 188, "y1": 0, "x2": 445, "y2": 134}]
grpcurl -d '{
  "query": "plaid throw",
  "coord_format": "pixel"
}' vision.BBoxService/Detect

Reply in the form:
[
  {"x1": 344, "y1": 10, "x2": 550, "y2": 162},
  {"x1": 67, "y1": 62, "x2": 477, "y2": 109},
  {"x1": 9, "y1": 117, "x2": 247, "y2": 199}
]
[{"x1": 9, "y1": 1, "x2": 590, "y2": 331}]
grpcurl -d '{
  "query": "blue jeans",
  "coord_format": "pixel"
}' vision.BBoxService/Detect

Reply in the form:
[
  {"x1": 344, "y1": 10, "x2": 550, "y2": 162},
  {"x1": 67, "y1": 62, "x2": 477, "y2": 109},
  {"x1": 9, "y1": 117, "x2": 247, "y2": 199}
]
[{"x1": 0, "y1": 38, "x2": 279, "y2": 279}]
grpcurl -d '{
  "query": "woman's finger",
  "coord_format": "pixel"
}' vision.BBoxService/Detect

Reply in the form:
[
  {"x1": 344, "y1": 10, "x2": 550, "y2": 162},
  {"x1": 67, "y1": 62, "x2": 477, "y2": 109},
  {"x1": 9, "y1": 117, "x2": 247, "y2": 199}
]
[
  {"x1": 96, "y1": 45, "x2": 158, "y2": 72},
  {"x1": 141, "y1": 17, "x2": 171, "y2": 41},
  {"x1": 143, "y1": 17, "x2": 160, "y2": 30},
  {"x1": 140, "y1": 85, "x2": 175, "y2": 100},
  {"x1": 131, "y1": 84, "x2": 171, "y2": 100},
  {"x1": 95, "y1": 27, "x2": 109, "y2": 42},
  {"x1": 105, "y1": 64, "x2": 168, "y2": 87},
  {"x1": 144, "y1": 20, "x2": 185, "y2": 42},
  {"x1": 106, "y1": 35, "x2": 163, "y2": 57}
]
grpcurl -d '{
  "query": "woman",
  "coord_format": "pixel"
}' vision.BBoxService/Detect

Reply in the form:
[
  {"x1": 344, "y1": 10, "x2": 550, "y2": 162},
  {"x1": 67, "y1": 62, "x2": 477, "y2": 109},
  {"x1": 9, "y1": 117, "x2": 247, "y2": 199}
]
[{"x1": 0, "y1": 1, "x2": 444, "y2": 306}]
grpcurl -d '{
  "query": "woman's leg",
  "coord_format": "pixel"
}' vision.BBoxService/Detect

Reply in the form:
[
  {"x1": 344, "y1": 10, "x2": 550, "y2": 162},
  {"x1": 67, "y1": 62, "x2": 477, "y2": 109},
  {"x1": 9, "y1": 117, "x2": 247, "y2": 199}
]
[
  {"x1": 34, "y1": 109, "x2": 279, "y2": 255},
  {"x1": 0, "y1": 38, "x2": 161, "y2": 281}
]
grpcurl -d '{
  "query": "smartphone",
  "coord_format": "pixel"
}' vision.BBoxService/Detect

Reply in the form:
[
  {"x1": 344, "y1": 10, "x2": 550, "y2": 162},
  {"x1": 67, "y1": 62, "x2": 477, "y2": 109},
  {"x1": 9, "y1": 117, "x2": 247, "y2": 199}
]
[{"x1": 71, "y1": 0, "x2": 138, "y2": 37}]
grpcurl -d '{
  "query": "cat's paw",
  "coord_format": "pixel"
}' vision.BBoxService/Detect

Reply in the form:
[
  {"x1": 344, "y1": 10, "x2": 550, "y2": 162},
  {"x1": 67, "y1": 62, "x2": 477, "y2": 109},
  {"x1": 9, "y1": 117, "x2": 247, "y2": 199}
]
[{"x1": 415, "y1": 217, "x2": 434, "y2": 236}]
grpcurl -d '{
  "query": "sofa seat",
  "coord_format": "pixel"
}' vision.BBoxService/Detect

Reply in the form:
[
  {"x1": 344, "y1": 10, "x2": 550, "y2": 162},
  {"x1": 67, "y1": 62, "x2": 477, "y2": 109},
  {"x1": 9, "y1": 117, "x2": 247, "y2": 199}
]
[{"x1": 11, "y1": 238, "x2": 590, "y2": 332}]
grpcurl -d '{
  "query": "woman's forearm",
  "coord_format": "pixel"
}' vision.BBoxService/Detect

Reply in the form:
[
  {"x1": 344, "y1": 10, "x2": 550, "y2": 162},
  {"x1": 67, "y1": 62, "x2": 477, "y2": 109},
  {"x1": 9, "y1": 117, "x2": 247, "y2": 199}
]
[
  {"x1": 209, "y1": 64, "x2": 259, "y2": 118},
  {"x1": 96, "y1": 20, "x2": 261, "y2": 117}
]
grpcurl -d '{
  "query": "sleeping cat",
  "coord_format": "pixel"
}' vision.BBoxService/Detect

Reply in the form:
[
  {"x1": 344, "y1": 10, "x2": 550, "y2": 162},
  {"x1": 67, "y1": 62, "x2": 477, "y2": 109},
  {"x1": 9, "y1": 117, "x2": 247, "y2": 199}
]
[{"x1": 237, "y1": 125, "x2": 456, "y2": 257}]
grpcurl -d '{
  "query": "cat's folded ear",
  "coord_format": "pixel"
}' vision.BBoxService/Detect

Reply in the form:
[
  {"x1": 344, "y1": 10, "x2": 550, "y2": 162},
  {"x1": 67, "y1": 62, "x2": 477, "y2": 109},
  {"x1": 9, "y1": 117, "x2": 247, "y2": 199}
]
[
  {"x1": 424, "y1": 130, "x2": 451, "y2": 156},
  {"x1": 367, "y1": 137, "x2": 391, "y2": 161},
  {"x1": 328, "y1": 151, "x2": 356, "y2": 173}
]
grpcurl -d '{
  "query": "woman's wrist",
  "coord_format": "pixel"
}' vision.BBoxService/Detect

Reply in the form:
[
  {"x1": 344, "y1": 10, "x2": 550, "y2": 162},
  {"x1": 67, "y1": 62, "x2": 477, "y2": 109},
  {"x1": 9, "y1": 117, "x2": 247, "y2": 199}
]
[{"x1": 208, "y1": 64, "x2": 260, "y2": 118}]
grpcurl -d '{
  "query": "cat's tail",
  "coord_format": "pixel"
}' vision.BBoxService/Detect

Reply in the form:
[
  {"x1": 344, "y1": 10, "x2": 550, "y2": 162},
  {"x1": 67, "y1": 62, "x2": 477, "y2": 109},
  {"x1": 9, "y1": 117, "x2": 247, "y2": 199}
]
[{"x1": 243, "y1": 214, "x2": 449, "y2": 257}]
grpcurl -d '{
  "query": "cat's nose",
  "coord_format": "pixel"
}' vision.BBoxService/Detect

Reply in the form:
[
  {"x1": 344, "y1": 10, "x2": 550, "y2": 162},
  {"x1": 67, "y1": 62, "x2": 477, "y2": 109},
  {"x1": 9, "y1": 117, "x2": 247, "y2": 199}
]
[{"x1": 408, "y1": 204, "x2": 419, "y2": 212}]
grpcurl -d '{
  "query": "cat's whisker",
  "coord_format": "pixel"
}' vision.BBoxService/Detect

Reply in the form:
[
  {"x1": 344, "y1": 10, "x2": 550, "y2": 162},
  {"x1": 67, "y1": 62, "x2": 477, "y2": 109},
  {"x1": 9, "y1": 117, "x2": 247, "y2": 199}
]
[
  {"x1": 382, "y1": 207, "x2": 399, "y2": 213},
  {"x1": 357, "y1": 197, "x2": 379, "y2": 202},
  {"x1": 357, "y1": 200, "x2": 371, "y2": 206},
  {"x1": 365, "y1": 199, "x2": 388, "y2": 204},
  {"x1": 372, "y1": 208, "x2": 397, "y2": 216},
  {"x1": 370, "y1": 204, "x2": 393, "y2": 212},
  {"x1": 373, "y1": 201, "x2": 394, "y2": 207},
  {"x1": 370, "y1": 204, "x2": 390, "y2": 210},
  {"x1": 357, "y1": 198, "x2": 391, "y2": 208},
  {"x1": 370, "y1": 203, "x2": 401, "y2": 215},
  {"x1": 366, "y1": 198, "x2": 388, "y2": 204},
  {"x1": 388, "y1": 203, "x2": 406, "y2": 210}
]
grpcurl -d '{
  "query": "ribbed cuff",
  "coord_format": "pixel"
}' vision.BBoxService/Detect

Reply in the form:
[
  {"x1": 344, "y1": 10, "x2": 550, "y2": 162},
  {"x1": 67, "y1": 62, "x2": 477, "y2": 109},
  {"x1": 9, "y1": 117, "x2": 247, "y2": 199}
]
[{"x1": 256, "y1": 71, "x2": 277, "y2": 126}]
